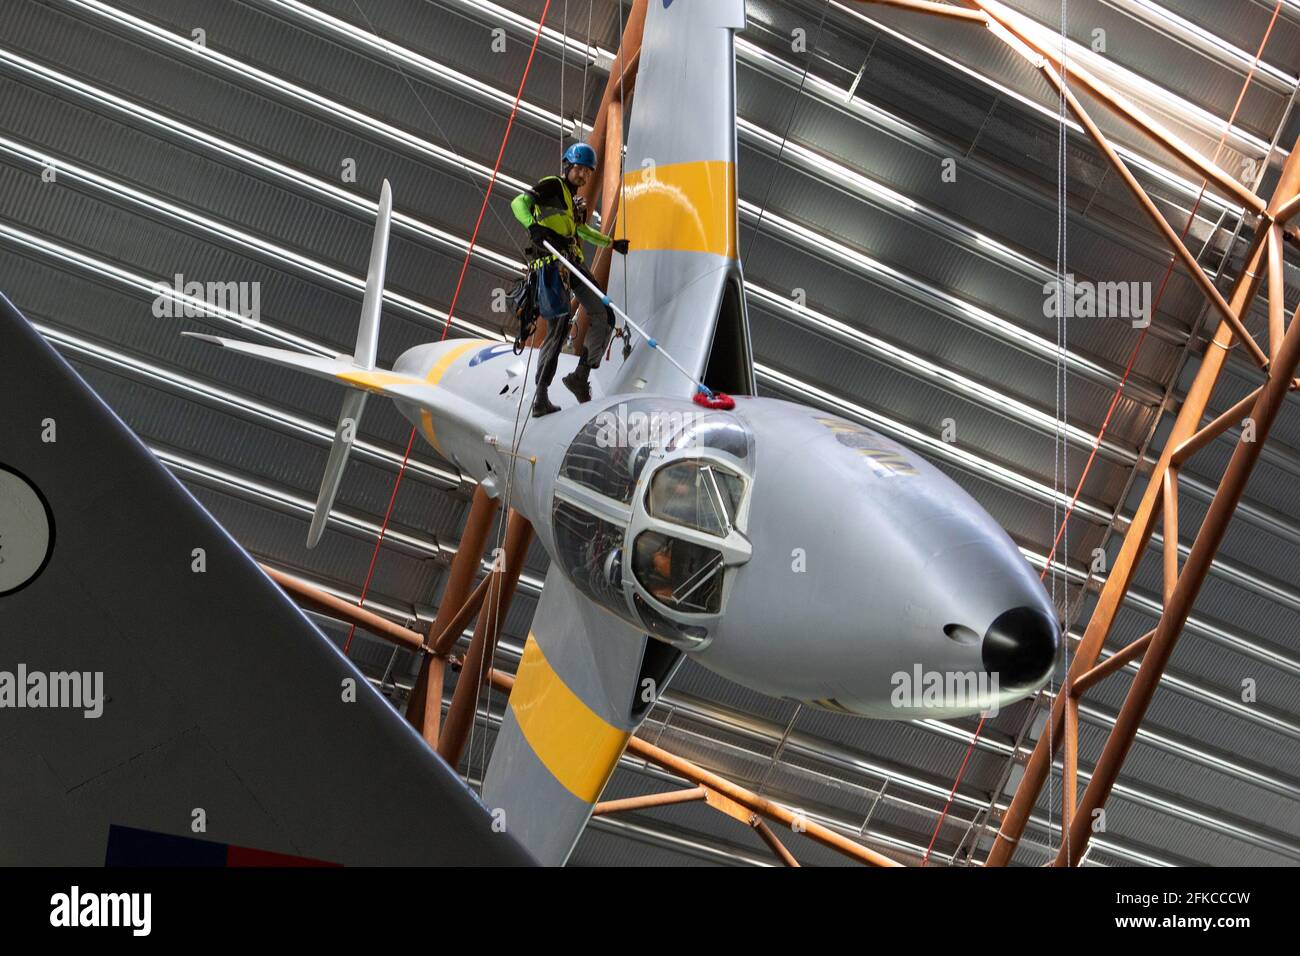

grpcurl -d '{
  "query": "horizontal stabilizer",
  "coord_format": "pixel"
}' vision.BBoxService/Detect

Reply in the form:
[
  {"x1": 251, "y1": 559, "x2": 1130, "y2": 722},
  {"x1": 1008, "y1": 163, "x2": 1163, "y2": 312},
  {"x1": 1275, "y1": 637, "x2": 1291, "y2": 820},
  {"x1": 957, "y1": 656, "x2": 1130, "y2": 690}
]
[
  {"x1": 181, "y1": 332, "x2": 353, "y2": 383},
  {"x1": 186, "y1": 180, "x2": 408, "y2": 550},
  {"x1": 354, "y1": 179, "x2": 392, "y2": 370},
  {"x1": 307, "y1": 388, "x2": 368, "y2": 548}
]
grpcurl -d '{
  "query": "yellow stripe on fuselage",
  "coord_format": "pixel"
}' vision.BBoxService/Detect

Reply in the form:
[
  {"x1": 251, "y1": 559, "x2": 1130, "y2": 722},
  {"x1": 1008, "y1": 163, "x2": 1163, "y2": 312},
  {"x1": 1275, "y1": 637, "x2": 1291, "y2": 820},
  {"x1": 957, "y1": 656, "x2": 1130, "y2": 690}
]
[
  {"x1": 617, "y1": 160, "x2": 736, "y2": 258},
  {"x1": 335, "y1": 369, "x2": 418, "y2": 393},
  {"x1": 418, "y1": 339, "x2": 487, "y2": 453},
  {"x1": 510, "y1": 633, "x2": 630, "y2": 803},
  {"x1": 424, "y1": 339, "x2": 487, "y2": 383}
]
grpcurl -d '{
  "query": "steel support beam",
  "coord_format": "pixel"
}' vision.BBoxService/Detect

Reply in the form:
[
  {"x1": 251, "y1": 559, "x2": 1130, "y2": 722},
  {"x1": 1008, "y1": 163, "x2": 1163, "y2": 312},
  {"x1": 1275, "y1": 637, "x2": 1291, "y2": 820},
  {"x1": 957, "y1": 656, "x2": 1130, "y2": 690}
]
[
  {"x1": 572, "y1": 0, "x2": 645, "y2": 354},
  {"x1": 849, "y1": 0, "x2": 1300, "y2": 867},
  {"x1": 593, "y1": 787, "x2": 708, "y2": 815},
  {"x1": 261, "y1": 565, "x2": 427, "y2": 651},
  {"x1": 753, "y1": 818, "x2": 802, "y2": 867},
  {"x1": 967, "y1": 0, "x2": 1268, "y2": 217},
  {"x1": 1057, "y1": 298, "x2": 1300, "y2": 865},
  {"x1": 489, "y1": 669, "x2": 903, "y2": 867},
  {"x1": 437, "y1": 509, "x2": 534, "y2": 767},
  {"x1": 1038, "y1": 63, "x2": 1269, "y2": 368},
  {"x1": 988, "y1": 141, "x2": 1300, "y2": 865},
  {"x1": 261, "y1": 567, "x2": 899, "y2": 866},
  {"x1": 405, "y1": 484, "x2": 499, "y2": 745}
]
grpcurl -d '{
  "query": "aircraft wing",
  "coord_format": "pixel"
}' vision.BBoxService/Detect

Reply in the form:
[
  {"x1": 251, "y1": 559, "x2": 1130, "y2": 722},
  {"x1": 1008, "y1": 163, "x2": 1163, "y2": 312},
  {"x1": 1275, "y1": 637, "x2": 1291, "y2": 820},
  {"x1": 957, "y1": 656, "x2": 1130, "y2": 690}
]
[
  {"x1": 481, "y1": 564, "x2": 681, "y2": 865},
  {"x1": 183, "y1": 330, "x2": 503, "y2": 460},
  {"x1": 595, "y1": 0, "x2": 756, "y2": 401},
  {"x1": 0, "y1": 294, "x2": 531, "y2": 865}
]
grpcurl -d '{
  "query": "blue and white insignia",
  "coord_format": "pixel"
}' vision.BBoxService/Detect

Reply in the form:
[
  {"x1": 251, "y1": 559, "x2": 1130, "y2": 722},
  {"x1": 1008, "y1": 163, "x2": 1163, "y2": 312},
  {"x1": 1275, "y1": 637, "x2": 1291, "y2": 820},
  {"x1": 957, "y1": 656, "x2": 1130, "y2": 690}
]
[{"x1": 469, "y1": 343, "x2": 514, "y2": 367}]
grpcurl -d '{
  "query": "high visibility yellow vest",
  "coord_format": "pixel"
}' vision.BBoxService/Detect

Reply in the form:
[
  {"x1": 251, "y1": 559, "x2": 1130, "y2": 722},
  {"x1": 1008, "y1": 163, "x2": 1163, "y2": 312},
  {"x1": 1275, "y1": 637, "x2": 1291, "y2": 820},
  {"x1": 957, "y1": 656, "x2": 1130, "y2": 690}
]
[{"x1": 529, "y1": 176, "x2": 578, "y2": 240}]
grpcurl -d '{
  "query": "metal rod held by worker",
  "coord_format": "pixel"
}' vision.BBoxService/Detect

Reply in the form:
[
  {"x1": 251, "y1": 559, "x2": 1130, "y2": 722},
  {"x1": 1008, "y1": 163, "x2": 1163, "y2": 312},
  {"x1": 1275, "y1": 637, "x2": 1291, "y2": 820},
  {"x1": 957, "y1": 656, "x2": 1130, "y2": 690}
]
[{"x1": 541, "y1": 239, "x2": 713, "y2": 396}]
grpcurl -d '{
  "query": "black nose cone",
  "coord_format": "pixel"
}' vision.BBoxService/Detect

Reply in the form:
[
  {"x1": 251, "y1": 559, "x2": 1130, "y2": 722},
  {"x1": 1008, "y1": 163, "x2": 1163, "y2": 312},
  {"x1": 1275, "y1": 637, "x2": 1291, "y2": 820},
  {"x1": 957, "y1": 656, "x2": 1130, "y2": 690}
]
[{"x1": 982, "y1": 606, "x2": 1060, "y2": 689}]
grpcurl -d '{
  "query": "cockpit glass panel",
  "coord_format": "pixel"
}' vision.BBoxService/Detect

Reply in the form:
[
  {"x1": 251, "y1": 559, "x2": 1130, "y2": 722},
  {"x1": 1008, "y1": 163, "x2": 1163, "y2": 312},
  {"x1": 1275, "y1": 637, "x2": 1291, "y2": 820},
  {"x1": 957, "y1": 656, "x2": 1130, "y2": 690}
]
[
  {"x1": 647, "y1": 460, "x2": 743, "y2": 537},
  {"x1": 708, "y1": 468, "x2": 744, "y2": 523},
  {"x1": 560, "y1": 399, "x2": 665, "y2": 503},
  {"x1": 632, "y1": 531, "x2": 724, "y2": 614},
  {"x1": 634, "y1": 593, "x2": 709, "y2": 648},
  {"x1": 552, "y1": 500, "x2": 629, "y2": 620},
  {"x1": 666, "y1": 413, "x2": 751, "y2": 462},
  {"x1": 562, "y1": 403, "x2": 752, "y2": 505}
]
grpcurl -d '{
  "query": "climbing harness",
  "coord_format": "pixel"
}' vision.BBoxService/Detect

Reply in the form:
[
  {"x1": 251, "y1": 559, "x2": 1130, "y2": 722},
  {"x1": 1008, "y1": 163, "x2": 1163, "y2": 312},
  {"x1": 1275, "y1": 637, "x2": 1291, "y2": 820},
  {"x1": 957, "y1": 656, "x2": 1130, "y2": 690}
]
[{"x1": 507, "y1": 266, "x2": 538, "y2": 354}]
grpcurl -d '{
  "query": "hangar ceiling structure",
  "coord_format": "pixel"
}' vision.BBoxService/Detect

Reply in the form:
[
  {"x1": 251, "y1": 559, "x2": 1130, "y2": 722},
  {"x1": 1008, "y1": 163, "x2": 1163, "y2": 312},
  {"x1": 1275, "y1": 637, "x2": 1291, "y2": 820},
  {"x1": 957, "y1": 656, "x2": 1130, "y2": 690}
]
[{"x1": 1, "y1": 0, "x2": 1298, "y2": 865}]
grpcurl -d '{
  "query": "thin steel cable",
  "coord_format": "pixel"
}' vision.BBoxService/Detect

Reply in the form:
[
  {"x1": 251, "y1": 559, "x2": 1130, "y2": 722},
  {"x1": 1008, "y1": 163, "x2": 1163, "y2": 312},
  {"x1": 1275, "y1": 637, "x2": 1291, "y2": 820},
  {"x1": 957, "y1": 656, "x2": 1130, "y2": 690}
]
[
  {"x1": 926, "y1": 0, "x2": 1071, "y2": 866},
  {"x1": 340, "y1": 1, "x2": 554, "y2": 657},
  {"x1": 467, "y1": 341, "x2": 537, "y2": 791},
  {"x1": 579, "y1": 0, "x2": 595, "y2": 141},
  {"x1": 352, "y1": 0, "x2": 533, "y2": 264},
  {"x1": 342, "y1": 425, "x2": 419, "y2": 654},
  {"x1": 1052, "y1": 0, "x2": 1070, "y2": 864},
  {"x1": 437, "y1": 0, "x2": 557, "y2": 342},
  {"x1": 470, "y1": 1, "x2": 602, "y2": 784},
  {"x1": 465, "y1": 2, "x2": 575, "y2": 787},
  {"x1": 617, "y1": 0, "x2": 629, "y2": 327},
  {"x1": 973, "y1": 0, "x2": 1286, "y2": 867},
  {"x1": 560, "y1": 0, "x2": 568, "y2": 162}
]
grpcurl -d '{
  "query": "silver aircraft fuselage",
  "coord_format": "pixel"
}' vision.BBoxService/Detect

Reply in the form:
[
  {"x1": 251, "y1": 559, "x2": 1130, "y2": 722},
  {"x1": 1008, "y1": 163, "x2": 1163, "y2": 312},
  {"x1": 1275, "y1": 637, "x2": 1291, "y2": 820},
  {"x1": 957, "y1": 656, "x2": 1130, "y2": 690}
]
[{"x1": 388, "y1": 337, "x2": 1061, "y2": 720}]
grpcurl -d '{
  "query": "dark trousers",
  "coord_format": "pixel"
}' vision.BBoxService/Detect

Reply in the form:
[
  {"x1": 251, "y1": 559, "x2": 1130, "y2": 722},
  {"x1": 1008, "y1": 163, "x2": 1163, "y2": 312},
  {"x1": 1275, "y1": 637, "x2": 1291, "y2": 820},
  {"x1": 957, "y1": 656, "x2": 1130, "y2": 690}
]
[{"x1": 533, "y1": 259, "x2": 614, "y2": 388}]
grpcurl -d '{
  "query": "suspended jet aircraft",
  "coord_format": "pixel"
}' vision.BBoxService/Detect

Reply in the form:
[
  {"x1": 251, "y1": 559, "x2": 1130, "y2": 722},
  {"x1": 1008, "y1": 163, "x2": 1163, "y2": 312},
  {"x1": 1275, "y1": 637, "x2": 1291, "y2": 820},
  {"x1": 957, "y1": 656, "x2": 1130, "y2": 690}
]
[{"x1": 188, "y1": 0, "x2": 1060, "y2": 864}]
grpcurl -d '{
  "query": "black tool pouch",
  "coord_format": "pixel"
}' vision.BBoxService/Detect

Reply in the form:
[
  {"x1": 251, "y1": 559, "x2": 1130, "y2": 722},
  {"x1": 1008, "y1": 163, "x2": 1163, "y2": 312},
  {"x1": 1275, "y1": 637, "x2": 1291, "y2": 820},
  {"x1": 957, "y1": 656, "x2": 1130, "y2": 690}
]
[{"x1": 509, "y1": 268, "x2": 537, "y2": 354}]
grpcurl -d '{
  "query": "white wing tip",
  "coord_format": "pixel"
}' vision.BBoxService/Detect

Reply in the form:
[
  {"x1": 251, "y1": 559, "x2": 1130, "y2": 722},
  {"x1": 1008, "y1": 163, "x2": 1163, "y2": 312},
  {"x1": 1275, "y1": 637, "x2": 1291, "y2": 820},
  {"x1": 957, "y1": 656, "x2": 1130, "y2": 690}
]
[
  {"x1": 305, "y1": 515, "x2": 326, "y2": 549},
  {"x1": 180, "y1": 332, "x2": 226, "y2": 346}
]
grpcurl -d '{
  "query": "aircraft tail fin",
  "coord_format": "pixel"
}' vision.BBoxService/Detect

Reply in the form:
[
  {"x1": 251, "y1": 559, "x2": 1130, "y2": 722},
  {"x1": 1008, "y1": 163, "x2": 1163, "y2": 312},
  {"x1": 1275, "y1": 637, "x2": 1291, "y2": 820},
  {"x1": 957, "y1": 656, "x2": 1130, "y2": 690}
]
[
  {"x1": 594, "y1": 0, "x2": 754, "y2": 401},
  {"x1": 0, "y1": 291, "x2": 531, "y2": 866},
  {"x1": 185, "y1": 180, "x2": 395, "y2": 548}
]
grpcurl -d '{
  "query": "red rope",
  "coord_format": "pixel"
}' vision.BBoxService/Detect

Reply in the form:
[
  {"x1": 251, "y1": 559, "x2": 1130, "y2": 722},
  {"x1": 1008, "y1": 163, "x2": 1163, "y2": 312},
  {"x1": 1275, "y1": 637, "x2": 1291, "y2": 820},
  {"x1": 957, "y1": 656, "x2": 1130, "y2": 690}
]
[
  {"x1": 921, "y1": 714, "x2": 984, "y2": 866},
  {"x1": 343, "y1": 426, "x2": 418, "y2": 654},
  {"x1": 924, "y1": 2, "x2": 1283, "y2": 865},
  {"x1": 342, "y1": 3, "x2": 553, "y2": 654},
  {"x1": 441, "y1": 0, "x2": 554, "y2": 340}
]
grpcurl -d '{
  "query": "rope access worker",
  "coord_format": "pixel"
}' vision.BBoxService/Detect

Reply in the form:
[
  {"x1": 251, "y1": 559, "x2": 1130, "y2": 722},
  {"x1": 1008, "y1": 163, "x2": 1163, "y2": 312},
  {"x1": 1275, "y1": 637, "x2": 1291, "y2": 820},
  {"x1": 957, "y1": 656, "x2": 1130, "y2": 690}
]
[{"x1": 510, "y1": 142, "x2": 630, "y2": 417}]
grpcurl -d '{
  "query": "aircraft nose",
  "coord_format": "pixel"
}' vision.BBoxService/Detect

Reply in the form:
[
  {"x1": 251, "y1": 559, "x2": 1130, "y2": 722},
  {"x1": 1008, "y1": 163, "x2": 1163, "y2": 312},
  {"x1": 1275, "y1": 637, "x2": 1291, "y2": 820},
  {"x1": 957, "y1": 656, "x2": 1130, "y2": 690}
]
[{"x1": 981, "y1": 606, "x2": 1060, "y2": 689}]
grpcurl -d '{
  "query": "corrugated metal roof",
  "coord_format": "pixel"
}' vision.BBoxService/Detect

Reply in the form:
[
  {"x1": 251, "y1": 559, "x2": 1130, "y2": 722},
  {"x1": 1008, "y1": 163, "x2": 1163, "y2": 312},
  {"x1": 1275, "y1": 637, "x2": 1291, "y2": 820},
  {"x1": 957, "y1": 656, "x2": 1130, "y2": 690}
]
[{"x1": 2, "y1": 0, "x2": 1297, "y2": 865}]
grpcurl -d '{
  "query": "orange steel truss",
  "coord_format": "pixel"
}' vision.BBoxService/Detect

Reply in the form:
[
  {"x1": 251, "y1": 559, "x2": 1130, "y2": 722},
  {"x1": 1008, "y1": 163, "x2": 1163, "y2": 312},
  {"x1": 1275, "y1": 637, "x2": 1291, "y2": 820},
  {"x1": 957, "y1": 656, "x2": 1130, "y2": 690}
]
[
  {"x1": 857, "y1": 0, "x2": 1300, "y2": 866},
  {"x1": 262, "y1": 562, "x2": 901, "y2": 866}
]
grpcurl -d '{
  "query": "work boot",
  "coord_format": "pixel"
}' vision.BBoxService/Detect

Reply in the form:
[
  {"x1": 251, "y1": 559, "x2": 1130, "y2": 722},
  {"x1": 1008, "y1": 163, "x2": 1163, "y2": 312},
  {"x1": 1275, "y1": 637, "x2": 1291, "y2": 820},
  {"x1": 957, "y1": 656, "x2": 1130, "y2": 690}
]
[
  {"x1": 532, "y1": 385, "x2": 560, "y2": 418},
  {"x1": 562, "y1": 359, "x2": 592, "y2": 403}
]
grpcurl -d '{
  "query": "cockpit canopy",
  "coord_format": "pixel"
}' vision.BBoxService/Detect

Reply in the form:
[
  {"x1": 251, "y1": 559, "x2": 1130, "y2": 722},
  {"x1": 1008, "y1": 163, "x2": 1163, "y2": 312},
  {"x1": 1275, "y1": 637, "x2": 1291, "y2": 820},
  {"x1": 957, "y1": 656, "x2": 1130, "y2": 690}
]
[
  {"x1": 646, "y1": 460, "x2": 745, "y2": 538},
  {"x1": 552, "y1": 400, "x2": 754, "y2": 650}
]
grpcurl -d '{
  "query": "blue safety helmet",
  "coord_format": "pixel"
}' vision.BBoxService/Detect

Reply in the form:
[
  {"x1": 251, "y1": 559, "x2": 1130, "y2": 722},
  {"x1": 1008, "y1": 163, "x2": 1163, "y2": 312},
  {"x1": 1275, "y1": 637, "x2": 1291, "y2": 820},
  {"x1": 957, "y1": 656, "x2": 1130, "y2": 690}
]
[{"x1": 563, "y1": 142, "x2": 597, "y2": 170}]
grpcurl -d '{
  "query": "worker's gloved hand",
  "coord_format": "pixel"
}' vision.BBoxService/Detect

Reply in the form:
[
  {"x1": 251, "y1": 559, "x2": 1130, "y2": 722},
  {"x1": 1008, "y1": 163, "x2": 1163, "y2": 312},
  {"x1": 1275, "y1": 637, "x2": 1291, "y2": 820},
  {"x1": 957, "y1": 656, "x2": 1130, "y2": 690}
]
[
  {"x1": 528, "y1": 224, "x2": 555, "y2": 248},
  {"x1": 612, "y1": 239, "x2": 630, "y2": 255}
]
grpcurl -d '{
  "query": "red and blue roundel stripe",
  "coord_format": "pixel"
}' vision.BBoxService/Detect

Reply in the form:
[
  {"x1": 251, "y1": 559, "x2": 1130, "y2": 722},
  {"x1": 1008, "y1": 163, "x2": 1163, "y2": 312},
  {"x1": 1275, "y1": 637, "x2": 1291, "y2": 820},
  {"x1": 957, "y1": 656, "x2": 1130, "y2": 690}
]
[{"x1": 105, "y1": 824, "x2": 337, "y2": 867}]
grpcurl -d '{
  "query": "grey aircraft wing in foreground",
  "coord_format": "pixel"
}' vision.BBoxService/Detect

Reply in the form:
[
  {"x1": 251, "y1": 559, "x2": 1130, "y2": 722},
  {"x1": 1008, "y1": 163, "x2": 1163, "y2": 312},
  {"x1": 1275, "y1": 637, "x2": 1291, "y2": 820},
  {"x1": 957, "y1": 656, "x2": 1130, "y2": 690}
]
[
  {"x1": 0, "y1": 292, "x2": 531, "y2": 866},
  {"x1": 189, "y1": 0, "x2": 1062, "y2": 865}
]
